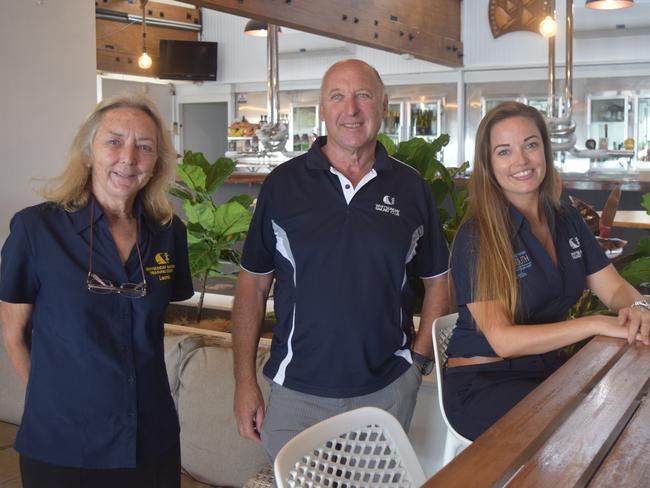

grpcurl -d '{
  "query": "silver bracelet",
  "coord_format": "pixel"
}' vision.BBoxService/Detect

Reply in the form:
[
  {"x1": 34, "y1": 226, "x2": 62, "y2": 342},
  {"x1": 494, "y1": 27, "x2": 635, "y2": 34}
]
[{"x1": 631, "y1": 299, "x2": 650, "y2": 312}]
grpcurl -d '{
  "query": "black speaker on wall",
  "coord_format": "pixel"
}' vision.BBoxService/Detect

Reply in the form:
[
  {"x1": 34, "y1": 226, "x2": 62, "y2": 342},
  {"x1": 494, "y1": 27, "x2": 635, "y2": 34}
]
[{"x1": 158, "y1": 40, "x2": 218, "y2": 81}]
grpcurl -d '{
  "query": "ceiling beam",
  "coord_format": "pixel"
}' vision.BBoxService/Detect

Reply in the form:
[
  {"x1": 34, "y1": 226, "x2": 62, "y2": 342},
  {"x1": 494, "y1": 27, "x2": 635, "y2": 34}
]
[{"x1": 189, "y1": 0, "x2": 463, "y2": 67}]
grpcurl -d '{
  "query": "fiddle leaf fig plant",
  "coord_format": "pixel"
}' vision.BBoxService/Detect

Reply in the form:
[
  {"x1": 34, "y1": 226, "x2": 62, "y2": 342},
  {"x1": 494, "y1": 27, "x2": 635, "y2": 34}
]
[
  {"x1": 378, "y1": 133, "x2": 469, "y2": 244},
  {"x1": 378, "y1": 133, "x2": 469, "y2": 313},
  {"x1": 170, "y1": 151, "x2": 254, "y2": 322}
]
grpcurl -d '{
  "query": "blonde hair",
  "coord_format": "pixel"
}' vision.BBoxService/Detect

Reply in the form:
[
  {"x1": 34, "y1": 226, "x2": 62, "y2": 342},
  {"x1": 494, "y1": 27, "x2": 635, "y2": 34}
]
[
  {"x1": 41, "y1": 92, "x2": 177, "y2": 225},
  {"x1": 456, "y1": 102, "x2": 560, "y2": 322}
]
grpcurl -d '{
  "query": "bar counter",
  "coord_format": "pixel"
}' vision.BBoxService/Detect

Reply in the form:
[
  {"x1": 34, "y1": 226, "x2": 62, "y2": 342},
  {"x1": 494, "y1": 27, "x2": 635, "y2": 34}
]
[{"x1": 226, "y1": 170, "x2": 650, "y2": 193}]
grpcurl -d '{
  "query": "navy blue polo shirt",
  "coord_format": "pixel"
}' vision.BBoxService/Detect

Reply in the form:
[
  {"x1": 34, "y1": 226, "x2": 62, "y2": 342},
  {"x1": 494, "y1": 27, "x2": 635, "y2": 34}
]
[
  {"x1": 447, "y1": 203, "x2": 610, "y2": 358},
  {"x1": 241, "y1": 137, "x2": 449, "y2": 398},
  {"x1": 0, "y1": 200, "x2": 193, "y2": 468}
]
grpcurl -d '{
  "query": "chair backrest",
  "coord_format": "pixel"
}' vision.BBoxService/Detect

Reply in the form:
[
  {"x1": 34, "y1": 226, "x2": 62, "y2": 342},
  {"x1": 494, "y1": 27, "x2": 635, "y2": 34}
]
[
  {"x1": 432, "y1": 312, "x2": 470, "y2": 443},
  {"x1": 273, "y1": 406, "x2": 426, "y2": 488},
  {"x1": 433, "y1": 313, "x2": 458, "y2": 372}
]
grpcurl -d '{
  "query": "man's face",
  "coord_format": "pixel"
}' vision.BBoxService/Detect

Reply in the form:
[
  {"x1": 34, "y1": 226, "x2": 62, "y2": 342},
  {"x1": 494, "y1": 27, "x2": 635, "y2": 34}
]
[{"x1": 320, "y1": 61, "x2": 387, "y2": 155}]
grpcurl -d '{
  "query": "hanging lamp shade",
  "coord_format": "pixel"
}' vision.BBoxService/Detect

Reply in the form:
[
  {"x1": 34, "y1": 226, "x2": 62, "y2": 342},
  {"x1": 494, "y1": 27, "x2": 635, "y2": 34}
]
[
  {"x1": 585, "y1": 0, "x2": 634, "y2": 9},
  {"x1": 244, "y1": 19, "x2": 282, "y2": 36}
]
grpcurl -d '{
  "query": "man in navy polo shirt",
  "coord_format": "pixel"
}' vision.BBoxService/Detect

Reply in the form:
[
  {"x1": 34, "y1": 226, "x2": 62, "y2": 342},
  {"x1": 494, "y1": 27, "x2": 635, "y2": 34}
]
[{"x1": 232, "y1": 59, "x2": 450, "y2": 460}]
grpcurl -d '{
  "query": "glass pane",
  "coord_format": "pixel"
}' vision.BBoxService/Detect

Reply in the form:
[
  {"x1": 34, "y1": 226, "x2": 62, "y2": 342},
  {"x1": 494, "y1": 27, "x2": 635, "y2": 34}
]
[
  {"x1": 383, "y1": 102, "x2": 401, "y2": 137},
  {"x1": 410, "y1": 102, "x2": 438, "y2": 138}
]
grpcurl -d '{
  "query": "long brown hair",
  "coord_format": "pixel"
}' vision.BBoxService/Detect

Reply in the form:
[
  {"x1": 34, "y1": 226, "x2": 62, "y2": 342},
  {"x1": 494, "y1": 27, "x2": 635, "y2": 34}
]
[
  {"x1": 41, "y1": 93, "x2": 177, "y2": 225},
  {"x1": 456, "y1": 102, "x2": 560, "y2": 322}
]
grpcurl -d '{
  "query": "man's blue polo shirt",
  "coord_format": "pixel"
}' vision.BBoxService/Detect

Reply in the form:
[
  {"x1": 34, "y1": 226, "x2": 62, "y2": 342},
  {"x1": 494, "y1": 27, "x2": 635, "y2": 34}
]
[
  {"x1": 241, "y1": 137, "x2": 449, "y2": 398},
  {"x1": 447, "y1": 203, "x2": 610, "y2": 358},
  {"x1": 0, "y1": 201, "x2": 193, "y2": 468}
]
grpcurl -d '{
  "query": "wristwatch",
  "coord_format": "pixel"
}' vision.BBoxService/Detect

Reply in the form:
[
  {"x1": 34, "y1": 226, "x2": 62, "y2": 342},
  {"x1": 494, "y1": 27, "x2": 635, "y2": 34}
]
[
  {"x1": 631, "y1": 299, "x2": 650, "y2": 312},
  {"x1": 412, "y1": 351, "x2": 434, "y2": 376}
]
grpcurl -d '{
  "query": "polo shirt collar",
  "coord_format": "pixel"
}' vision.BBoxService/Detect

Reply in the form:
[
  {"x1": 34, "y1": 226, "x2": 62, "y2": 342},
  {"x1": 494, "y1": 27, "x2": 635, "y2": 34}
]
[
  {"x1": 509, "y1": 205, "x2": 526, "y2": 236},
  {"x1": 305, "y1": 136, "x2": 393, "y2": 172},
  {"x1": 69, "y1": 195, "x2": 153, "y2": 234},
  {"x1": 508, "y1": 203, "x2": 556, "y2": 238}
]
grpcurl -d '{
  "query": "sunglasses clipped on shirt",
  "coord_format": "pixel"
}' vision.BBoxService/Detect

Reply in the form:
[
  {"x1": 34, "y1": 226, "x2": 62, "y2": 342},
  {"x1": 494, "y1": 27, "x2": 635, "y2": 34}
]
[{"x1": 86, "y1": 199, "x2": 148, "y2": 299}]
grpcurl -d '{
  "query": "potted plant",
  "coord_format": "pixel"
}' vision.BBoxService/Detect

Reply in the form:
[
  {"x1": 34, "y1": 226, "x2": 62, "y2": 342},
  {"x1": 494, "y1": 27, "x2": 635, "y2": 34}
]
[
  {"x1": 169, "y1": 151, "x2": 254, "y2": 322},
  {"x1": 378, "y1": 134, "x2": 469, "y2": 312},
  {"x1": 378, "y1": 134, "x2": 469, "y2": 245}
]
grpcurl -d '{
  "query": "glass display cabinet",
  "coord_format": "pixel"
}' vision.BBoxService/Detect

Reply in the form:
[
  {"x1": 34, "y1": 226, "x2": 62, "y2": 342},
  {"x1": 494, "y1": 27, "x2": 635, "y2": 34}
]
[
  {"x1": 481, "y1": 97, "x2": 524, "y2": 116},
  {"x1": 526, "y1": 97, "x2": 549, "y2": 116},
  {"x1": 407, "y1": 100, "x2": 441, "y2": 141},
  {"x1": 636, "y1": 96, "x2": 650, "y2": 161},
  {"x1": 588, "y1": 95, "x2": 629, "y2": 151},
  {"x1": 290, "y1": 105, "x2": 319, "y2": 152},
  {"x1": 382, "y1": 101, "x2": 403, "y2": 145}
]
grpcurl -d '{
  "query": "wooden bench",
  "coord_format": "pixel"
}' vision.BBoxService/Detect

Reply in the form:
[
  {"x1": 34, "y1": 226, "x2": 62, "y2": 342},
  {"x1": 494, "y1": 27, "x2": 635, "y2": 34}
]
[{"x1": 424, "y1": 336, "x2": 650, "y2": 487}]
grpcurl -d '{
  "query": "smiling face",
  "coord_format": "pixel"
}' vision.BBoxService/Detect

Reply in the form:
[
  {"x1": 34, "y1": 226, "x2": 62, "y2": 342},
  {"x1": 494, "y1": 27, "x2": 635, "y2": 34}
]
[
  {"x1": 489, "y1": 115, "x2": 547, "y2": 208},
  {"x1": 90, "y1": 107, "x2": 158, "y2": 208},
  {"x1": 319, "y1": 60, "x2": 387, "y2": 158}
]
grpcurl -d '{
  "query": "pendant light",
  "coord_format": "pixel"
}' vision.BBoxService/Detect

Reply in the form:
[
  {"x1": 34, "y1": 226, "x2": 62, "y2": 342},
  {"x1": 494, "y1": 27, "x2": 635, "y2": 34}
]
[
  {"x1": 138, "y1": 0, "x2": 152, "y2": 69},
  {"x1": 244, "y1": 19, "x2": 282, "y2": 37},
  {"x1": 585, "y1": 0, "x2": 634, "y2": 9}
]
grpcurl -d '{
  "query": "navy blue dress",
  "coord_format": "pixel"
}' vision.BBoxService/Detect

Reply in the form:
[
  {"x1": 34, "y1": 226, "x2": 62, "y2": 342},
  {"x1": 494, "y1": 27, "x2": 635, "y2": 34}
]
[{"x1": 444, "y1": 203, "x2": 609, "y2": 439}]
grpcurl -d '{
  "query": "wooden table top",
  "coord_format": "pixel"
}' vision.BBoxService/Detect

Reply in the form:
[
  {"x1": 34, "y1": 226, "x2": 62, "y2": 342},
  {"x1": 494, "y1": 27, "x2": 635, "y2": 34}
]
[
  {"x1": 424, "y1": 336, "x2": 650, "y2": 487},
  {"x1": 610, "y1": 210, "x2": 650, "y2": 230}
]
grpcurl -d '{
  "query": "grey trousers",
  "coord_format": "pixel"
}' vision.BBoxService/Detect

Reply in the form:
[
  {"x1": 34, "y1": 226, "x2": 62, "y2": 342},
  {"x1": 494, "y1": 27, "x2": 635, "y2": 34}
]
[{"x1": 260, "y1": 364, "x2": 422, "y2": 461}]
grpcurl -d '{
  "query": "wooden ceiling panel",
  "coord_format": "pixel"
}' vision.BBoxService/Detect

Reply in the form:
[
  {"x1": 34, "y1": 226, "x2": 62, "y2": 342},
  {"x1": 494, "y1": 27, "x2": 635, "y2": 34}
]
[
  {"x1": 190, "y1": 0, "x2": 463, "y2": 66},
  {"x1": 95, "y1": 0, "x2": 200, "y2": 76}
]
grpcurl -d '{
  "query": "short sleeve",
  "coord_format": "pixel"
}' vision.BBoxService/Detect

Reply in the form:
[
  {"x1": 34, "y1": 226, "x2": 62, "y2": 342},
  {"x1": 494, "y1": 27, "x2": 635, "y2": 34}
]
[
  {"x1": 0, "y1": 212, "x2": 39, "y2": 303},
  {"x1": 450, "y1": 222, "x2": 478, "y2": 306},
  {"x1": 571, "y1": 206, "x2": 610, "y2": 276},
  {"x1": 240, "y1": 179, "x2": 276, "y2": 274},
  {"x1": 412, "y1": 180, "x2": 450, "y2": 278},
  {"x1": 171, "y1": 216, "x2": 194, "y2": 302}
]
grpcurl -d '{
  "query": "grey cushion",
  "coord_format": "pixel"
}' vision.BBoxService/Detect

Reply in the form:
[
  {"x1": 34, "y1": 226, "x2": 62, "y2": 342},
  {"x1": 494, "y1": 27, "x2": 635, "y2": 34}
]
[
  {"x1": 177, "y1": 342, "x2": 271, "y2": 487},
  {"x1": 0, "y1": 337, "x2": 26, "y2": 425},
  {"x1": 164, "y1": 334, "x2": 203, "y2": 407}
]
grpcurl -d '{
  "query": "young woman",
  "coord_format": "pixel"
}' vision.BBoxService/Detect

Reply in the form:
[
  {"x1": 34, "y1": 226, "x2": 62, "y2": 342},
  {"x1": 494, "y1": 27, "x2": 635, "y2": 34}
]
[{"x1": 444, "y1": 102, "x2": 649, "y2": 440}]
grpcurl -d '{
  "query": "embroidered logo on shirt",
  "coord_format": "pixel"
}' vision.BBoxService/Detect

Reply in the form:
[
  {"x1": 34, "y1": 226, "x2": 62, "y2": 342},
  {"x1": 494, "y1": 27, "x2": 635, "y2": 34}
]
[
  {"x1": 155, "y1": 252, "x2": 171, "y2": 265},
  {"x1": 569, "y1": 237, "x2": 583, "y2": 259},
  {"x1": 514, "y1": 250, "x2": 532, "y2": 278},
  {"x1": 376, "y1": 195, "x2": 400, "y2": 216},
  {"x1": 146, "y1": 252, "x2": 176, "y2": 281}
]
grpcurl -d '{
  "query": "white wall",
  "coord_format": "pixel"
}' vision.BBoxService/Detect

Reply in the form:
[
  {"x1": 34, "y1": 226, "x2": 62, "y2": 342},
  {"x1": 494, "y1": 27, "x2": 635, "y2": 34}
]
[{"x1": 0, "y1": 0, "x2": 96, "y2": 244}]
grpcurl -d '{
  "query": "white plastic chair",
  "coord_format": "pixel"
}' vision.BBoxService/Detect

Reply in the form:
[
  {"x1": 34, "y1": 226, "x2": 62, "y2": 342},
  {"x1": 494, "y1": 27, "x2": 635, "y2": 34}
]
[
  {"x1": 432, "y1": 312, "x2": 472, "y2": 465},
  {"x1": 273, "y1": 406, "x2": 426, "y2": 488}
]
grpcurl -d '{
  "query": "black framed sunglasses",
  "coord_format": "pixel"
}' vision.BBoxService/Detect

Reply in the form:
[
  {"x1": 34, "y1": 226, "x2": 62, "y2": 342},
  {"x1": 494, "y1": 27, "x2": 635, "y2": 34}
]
[{"x1": 86, "y1": 199, "x2": 148, "y2": 298}]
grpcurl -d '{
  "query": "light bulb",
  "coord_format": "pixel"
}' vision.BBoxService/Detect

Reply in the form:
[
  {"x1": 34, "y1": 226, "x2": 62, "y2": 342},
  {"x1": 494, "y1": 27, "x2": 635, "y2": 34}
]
[
  {"x1": 138, "y1": 52, "x2": 152, "y2": 70},
  {"x1": 539, "y1": 15, "x2": 558, "y2": 38}
]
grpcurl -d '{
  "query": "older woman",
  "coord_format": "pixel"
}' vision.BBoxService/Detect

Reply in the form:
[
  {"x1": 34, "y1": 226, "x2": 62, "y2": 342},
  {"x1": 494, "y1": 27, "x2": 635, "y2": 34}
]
[
  {"x1": 0, "y1": 93, "x2": 193, "y2": 487},
  {"x1": 445, "y1": 102, "x2": 649, "y2": 440}
]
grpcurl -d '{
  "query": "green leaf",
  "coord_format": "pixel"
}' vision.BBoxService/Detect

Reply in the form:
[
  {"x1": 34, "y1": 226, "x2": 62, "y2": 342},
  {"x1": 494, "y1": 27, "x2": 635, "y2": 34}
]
[
  {"x1": 206, "y1": 157, "x2": 237, "y2": 193},
  {"x1": 633, "y1": 236, "x2": 650, "y2": 255},
  {"x1": 377, "y1": 134, "x2": 397, "y2": 155},
  {"x1": 620, "y1": 257, "x2": 650, "y2": 286},
  {"x1": 183, "y1": 200, "x2": 213, "y2": 226},
  {"x1": 430, "y1": 179, "x2": 449, "y2": 205},
  {"x1": 228, "y1": 194, "x2": 255, "y2": 208},
  {"x1": 177, "y1": 164, "x2": 207, "y2": 192},
  {"x1": 642, "y1": 192, "x2": 650, "y2": 215},
  {"x1": 429, "y1": 133, "x2": 450, "y2": 154},
  {"x1": 183, "y1": 151, "x2": 211, "y2": 173},
  {"x1": 168, "y1": 185, "x2": 192, "y2": 202},
  {"x1": 213, "y1": 202, "x2": 252, "y2": 236}
]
